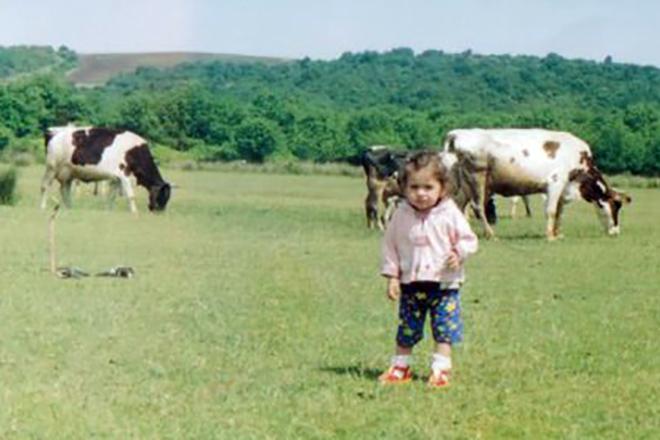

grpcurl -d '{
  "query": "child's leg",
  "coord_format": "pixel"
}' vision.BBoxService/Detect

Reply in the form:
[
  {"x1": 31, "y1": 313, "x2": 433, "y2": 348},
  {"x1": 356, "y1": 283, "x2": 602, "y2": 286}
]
[
  {"x1": 429, "y1": 288, "x2": 463, "y2": 357},
  {"x1": 380, "y1": 284, "x2": 428, "y2": 383},
  {"x1": 428, "y1": 288, "x2": 462, "y2": 385},
  {"x1": 390, "y1": 345, "x2": 413, "y2": 370},
  {"x1": 396, "y1": 345, "x2": 413, "y2": 355},
  {"x1": 393, "y1": 284, "x2": 429, "y2": 360},
  {"x1": 432, "y1": 342, "x2": 452, "y2": 372},
  {"x1": 394, "y1": 345, "x2": 412, "y2": 361}
]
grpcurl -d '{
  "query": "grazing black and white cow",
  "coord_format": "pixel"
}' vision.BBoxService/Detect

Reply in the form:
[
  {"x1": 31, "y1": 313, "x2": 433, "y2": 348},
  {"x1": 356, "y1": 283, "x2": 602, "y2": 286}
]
[
  {"x1": 361, "y1": 146, "x2": 409, "y2": 229},
  {"x1": 444, "y1": 128, "x2": 631, "y2": 240},
  {"x1": 40, "y1": 126, "x2": 171, "y2": 213}
]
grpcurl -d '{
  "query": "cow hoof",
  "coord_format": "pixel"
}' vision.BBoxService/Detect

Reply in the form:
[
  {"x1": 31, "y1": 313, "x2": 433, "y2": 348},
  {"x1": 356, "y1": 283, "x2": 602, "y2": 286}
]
[
  {"x1": 608, "y1": 227, "x2": 621, "y2": 236},
  {"x1": 95, "y1": 266, "x2": 135, "y2": 278}
]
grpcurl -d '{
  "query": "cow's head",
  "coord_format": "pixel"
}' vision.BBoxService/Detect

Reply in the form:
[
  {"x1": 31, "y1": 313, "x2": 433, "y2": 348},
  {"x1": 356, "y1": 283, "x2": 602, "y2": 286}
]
[
  {"x1": 148, "y1": 182, "x2": 171, "y2": 211},
  {"x1": 569, "y1": 165, "x2": 631, "y2": 235},
  {"x1": 364, "y1": 147, "x2": 409, "y2": 179}
]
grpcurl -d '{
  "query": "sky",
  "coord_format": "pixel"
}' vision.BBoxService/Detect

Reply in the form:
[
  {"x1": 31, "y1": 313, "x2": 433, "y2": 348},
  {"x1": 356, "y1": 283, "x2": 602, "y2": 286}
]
[{"x1": 0, "y1": 0, "x2": 658, "y2": 67}]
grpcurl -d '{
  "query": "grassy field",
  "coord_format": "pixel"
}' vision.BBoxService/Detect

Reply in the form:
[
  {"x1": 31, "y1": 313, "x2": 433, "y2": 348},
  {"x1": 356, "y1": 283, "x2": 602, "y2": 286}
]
[{"x1": 0, "y1": 166, "x2": 658, "y2": 439}]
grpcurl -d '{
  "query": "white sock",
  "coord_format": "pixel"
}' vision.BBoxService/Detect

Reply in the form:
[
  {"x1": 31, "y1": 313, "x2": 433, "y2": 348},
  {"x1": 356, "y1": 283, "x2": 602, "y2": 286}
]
[
  {"x1": 431, "y1": 353, "x2": 452, "y2": 373},
  {"x1": 391, "y1": 355, "x2": 411, "y2": 368}
]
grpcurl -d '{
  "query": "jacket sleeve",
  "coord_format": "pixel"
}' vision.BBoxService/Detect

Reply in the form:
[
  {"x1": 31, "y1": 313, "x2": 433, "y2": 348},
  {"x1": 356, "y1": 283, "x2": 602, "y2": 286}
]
[
  {"x1": 450, "y1": 205, "x2": 478, "y2": 260},
  {"x1": 380, "y1": 210, "x2": 401, "y2": 278}
]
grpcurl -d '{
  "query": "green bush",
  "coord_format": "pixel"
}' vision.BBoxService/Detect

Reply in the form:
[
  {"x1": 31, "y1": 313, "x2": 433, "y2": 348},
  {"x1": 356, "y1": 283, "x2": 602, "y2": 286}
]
[
  {"x1": 0, "y1": 126, "x2": 13, "y2": 151},
  {"x1": 0, "y1": 166, "x2": 17, "y2": 205}
]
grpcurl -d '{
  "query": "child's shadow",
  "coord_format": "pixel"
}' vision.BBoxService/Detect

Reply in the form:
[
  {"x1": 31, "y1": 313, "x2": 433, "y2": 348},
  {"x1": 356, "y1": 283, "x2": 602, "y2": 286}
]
[
  {"x1": 319, "y1": 365, "x2": 423, "y2": 381},
  {"x1": 319, "y1": 365, "x2": 381, "y2": 380}
]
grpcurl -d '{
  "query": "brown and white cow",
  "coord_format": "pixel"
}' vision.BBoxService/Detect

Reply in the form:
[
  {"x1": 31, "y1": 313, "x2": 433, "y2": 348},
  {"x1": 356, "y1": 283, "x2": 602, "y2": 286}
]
[
  {"x1": 40, "y1": 126, "x2": 171, "y2": 213},
  {"x1": 444, "y1": 128, "x2": 631, "y2": 240}
]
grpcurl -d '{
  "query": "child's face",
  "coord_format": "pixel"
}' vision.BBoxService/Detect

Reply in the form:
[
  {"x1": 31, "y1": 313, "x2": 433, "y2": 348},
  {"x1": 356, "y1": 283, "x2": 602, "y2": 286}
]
[{"x1": 404, "y1": 167, "x2": 444, "y2": 211}]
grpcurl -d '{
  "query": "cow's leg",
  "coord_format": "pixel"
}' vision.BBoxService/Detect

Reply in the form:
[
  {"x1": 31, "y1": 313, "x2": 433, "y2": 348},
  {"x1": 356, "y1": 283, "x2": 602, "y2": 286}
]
[
  {"x1": 467, "y1": 202, "x2": 480, "y2": 220},
  {"x1": 553, "y1": 197, "x2": 566, "y2": 238},
  {"x1": 364, "y1": 173, "x2": 377, "y2": 229},
  {"x1": 510, "y1": 195, "x2": 532, "y2": 218},
  {"x1": 106, "y1": 179, "x2": 121, "y2": 210},
  {"x1": 40, "y1": 167, "x2": 56, "y2": 209},
  {"x1": 118, "y1": 176, "x2": 138, "y2": 214},
  {"x1": 366, "y1": 176, "x2": 386, "y2": 230},
  {"x1": 544, "y1": 184, "x2": 564, "y2": 241},
  {"x1": 478, "y1": 171, "x2": 496, "y2": 239},
  {"x1": 510, "y1": 196, "x2": 520, "y2": 218},
  {"x1": 59, "y1": 180, "x2": 73, "y2": 208},
  {"x1": 485, "y1": 196, "x2": 497, "y2": 224},
  {"x1": 365, "y1": 189, "x2": 378, "y2": 229},
  {"x1": 72, "y1": 180, "x2": 81, "y2": 198},
  {"x1": 382, "y1": 196, "x2": 399, "y2": 227},
  {"x1": 522, "y1": 195, "x2": 533, "y2": 217},
  {"x1": 376, "y1": 184, "x2": 388, "y2": 230}
]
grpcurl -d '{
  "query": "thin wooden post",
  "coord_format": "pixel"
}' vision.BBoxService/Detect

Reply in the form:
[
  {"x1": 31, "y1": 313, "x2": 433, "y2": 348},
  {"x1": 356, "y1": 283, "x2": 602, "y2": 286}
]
[{"x1": 49, "y1": 203, "x2": 60, "y2": 275}]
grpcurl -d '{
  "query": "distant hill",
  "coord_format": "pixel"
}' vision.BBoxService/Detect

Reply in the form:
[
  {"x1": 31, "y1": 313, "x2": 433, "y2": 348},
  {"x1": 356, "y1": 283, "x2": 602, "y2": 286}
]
[{"x1": 66, "y1": 51, "x2": 289, "y2": 86}]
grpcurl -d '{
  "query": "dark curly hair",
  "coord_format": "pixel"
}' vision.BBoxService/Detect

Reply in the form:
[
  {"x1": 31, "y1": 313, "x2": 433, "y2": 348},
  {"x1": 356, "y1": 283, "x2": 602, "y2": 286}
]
[{"x1": 400, "y1": 150, "x2": 452, "y2": 195}]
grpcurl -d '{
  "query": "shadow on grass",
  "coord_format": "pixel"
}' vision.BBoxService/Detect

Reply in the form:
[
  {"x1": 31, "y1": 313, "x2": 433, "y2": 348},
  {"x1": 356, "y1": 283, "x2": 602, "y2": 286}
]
[
  {"x1": 493, "y1": 230, "x2": 608, "y2": 241},
  {"x1": 320, "y1": 365, "x2": 426, "y2": 382},
  {"x1": 320, "y1": 365, "x2": 382, "y2": 380},
  {"x1": 485, "y1": 231, "x2": 547, "y2": 241}
]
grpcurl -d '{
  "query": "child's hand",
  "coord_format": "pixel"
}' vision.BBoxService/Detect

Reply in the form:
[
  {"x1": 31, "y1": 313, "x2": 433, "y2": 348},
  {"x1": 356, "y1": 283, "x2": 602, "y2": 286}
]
[
  {"x1": 386, "y1": 277, "x2": 401, "y2": 301},
  {"x1": 446, "y1": 251, "x2": 461, "y2": 270}
]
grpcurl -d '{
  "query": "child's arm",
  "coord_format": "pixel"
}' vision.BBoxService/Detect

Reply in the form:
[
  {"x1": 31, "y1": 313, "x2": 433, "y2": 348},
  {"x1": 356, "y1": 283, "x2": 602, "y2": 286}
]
[
  {"x1": 449, "y1": 205, "x2": 479, "y2": 264},
  {"x1": 385, "y1": 276, "x2": 401, "y2": 301},
  {"x1": 380, "y1": 211, "x2": 401, "y2": 279}
]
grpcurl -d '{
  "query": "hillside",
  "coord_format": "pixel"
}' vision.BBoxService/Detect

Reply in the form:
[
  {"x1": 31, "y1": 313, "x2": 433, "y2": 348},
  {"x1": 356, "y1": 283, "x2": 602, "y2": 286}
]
[
  {"x1": 2, "y1": 47, "x2": 658, "y2": 174},
  {"x1": 67, "y1": 51, "x2": 289, "y2": 86},
  {"x1": 93, "y1": 49, "x2": 660, "y2": 174}
]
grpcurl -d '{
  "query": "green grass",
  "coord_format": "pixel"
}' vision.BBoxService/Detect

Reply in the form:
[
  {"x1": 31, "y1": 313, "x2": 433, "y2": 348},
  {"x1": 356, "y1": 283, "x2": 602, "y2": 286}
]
[{"x1": 0, "y1": 166, "x2": 658, "y2": 438}]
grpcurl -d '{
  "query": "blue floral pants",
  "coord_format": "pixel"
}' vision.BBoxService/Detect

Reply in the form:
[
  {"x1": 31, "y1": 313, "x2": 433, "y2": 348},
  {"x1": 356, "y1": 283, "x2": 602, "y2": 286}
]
[{"x1": 396, "y1": 282, "x2": 463, "y2": 347}]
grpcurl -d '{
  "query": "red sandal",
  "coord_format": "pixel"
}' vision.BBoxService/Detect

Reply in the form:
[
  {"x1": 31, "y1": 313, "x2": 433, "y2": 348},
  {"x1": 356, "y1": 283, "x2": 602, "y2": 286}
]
[
  {"x1": 427, "y1": 369, "x2": 450, "y2": 388},
  {"x1": 378, "y1": 365, "x2": 412, "y2": 384}
]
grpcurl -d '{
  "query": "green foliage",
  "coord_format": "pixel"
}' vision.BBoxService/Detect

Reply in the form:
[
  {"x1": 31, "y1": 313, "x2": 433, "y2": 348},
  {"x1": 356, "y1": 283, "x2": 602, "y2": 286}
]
[
  {"x1": 0, "y1": 74, "x2": 90, "y2": 136},
  {"x1": 96, "y1": 48, "x2": 660, "y2": 173},
  {"x1": 290, "y1": 112, "x2": 351, "y2": 162},
  {"x1": 115, "y1": 94, "x2": 160, "y2": 136},
  {"x1": 0, "y1": 45, "x2": 77, "y2": 78},
  {"x1": 0, "y1": 125, "x2": 13, "y2": 151},
  {"x1": 0, "y1": 165, "x2": 17, "y2": 204},
  {"x1": 233, "y1": 116, "x2": 283, "y2": 162},
  {"x1": 2, "y1": 46, "x2": 660, "y2": 173}
]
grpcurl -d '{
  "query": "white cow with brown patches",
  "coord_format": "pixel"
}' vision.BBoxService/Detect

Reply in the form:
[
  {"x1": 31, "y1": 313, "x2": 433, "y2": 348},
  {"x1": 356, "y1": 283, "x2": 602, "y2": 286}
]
[
  {"x1": 40, "y1": 126, "x2": 171, "y2": 213},
  {"x1": 443, "y1": 128, "x2": 631, "y2": 240}
]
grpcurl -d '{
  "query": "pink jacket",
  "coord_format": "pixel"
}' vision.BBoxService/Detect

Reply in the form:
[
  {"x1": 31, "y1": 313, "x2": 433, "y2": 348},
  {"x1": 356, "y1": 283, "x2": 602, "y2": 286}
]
[{"x1": 381, "y1": 198, "x2": 478, "y2": 285}]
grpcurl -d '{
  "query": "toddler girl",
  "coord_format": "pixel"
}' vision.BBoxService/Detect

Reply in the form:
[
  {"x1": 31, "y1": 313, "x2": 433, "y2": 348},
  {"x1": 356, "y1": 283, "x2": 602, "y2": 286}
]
[{"x1": 379, "y1": 150, "x2": 478, "y2": 388}]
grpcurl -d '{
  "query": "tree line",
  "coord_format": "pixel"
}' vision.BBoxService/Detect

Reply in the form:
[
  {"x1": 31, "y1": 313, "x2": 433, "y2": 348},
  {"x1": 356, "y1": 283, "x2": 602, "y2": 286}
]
[{"x1": 0, "y1": 46, "x2": 659, "y2": 175}]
